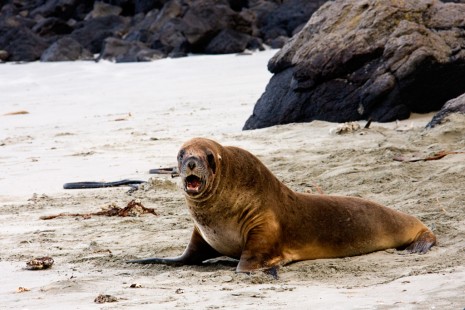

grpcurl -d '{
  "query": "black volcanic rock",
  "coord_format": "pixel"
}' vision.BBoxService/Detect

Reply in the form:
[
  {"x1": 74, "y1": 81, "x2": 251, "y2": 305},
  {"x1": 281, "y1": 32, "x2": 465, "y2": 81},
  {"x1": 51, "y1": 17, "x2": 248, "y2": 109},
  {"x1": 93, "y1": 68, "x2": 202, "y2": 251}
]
[
  {"x1": 0, "y1": 17, "x2": 49, "y2": 61},
  {"x1": 205, "y1": 29, "x2": 251, "y2": 54},
  {"x1": 255, "y1": 0, "x2": 328, "y2": 44},
  {"x1": 32, "y1": 17, "x2": 74, "y2": 37},
  {"x1": 71, "y1": 15, "x2": 130, "y2": 54},
  {"x1": 135, "y1": 0, "x2": 166, "y2": 14},
  {"x1": 0, "y1": 0, "x2": 328, "y2": 62},
  {"x1": 180, "y1": 0, "x2": 239, "y2": 49},
  {"x1": 427, "y1": 93, "x2": 465, "y2": 128},
  {"x1": 243, "y1": 0, "x2": 465, "y2": 130},
  {"x1": 84, "y1": 1, "x2": 122, "y2": 20},
  {"x1": 41, "y1": 37, "x2": 93, "y2": 61}
]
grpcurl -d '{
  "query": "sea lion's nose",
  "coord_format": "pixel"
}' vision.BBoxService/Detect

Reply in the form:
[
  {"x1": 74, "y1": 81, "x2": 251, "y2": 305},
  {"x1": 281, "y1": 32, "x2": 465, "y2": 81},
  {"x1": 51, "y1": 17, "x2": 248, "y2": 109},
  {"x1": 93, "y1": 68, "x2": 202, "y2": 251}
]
[{"x1": 187, "y1": 160, "x2": 196, "y2": 170}]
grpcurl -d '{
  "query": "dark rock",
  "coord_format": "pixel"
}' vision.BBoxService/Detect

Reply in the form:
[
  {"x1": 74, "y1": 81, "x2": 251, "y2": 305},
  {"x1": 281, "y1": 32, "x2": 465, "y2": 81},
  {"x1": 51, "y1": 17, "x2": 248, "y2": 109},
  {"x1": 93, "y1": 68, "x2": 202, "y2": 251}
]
[
  {"x1": 427, "y1": 93, "x2": 465, "y2": 128},
  {"x1": 251, "y1": 0, "x2": 326, "y2": 41},
  {"x1": 135, "y1": 0, "x2": 166, "y2": 14},
  {"x1": 30, "y1": 0, "x2": 81, "y2": 20},
  {"x1": 0, "y1": 4, "x2": 23, "y2": 17},
  {"x1": 179, "y1": 0, "x2": 255, "y2": 52},
  {"x1": 85, "y1": 1, "x2": 122, "y2": 20},
  {"x1": 228, "y1": 0, "x2": 249, "y2": 11},
  {"x1": 98, "y1": 37, "x2": 163, "y2": 62},
  {"x1": 32, "y1": 17, "x2": 74, "y2": 36},
  {"x1": 149, "y1": 18, "x2": 188, "y2": 56},
  {"x1": 180, "y1": 1, "x2": 237, "y2": 48},
  {"x1": 246, "y1": 36, "x2": 265, "y2": 51},
  {"x1": 41, "y1": 37, "x2": 94, "y2": 61},
  {"x1": 248, "y1": 0, "x2": 280, "y2": 24},
  {"x1": 0, "y1": 17, "x2": 49, "y2": 61},
  {"x1": 124, "y1": 10, "x2": 161, "y2": 43},
  {"x1": 125, "y1": 1, "x2": 183, "y2": 44},
  {"x1": 124, "y1": 28, "x2": 152, "y2": 43},
  {"x1": 267, "y1": 35, "x2": 288, "y2": 49},
  {"x1": 71, "y1": 15, "x2": 130, "y2": 53},
  {"x1": 101, "y1": 0, "x2": 134, "y2": 16},
  {"x1": 243, "y1": 0, "x2": 465, "y2": 130},
  {"x1": 205, "y1": 29, "x2": 250, "y2": 54},
  {"x1": 0, "y1": 50, "x2": 9, "y2": 62}
]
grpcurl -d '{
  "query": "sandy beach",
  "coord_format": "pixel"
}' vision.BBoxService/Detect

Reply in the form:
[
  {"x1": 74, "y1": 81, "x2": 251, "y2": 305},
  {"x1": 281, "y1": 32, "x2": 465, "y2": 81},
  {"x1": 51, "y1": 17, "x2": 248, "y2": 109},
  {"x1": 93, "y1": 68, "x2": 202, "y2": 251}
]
[{"x1": 1, "y1": 49, "x2": 465, "y2": 309}]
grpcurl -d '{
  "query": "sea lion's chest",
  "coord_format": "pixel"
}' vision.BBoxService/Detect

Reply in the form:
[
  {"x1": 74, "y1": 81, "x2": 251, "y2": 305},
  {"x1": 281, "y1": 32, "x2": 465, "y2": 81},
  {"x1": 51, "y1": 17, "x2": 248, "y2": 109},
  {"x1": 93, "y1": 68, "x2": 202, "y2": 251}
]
[{"x1": 188, "y1": 204, "x2": 244, "y2": 258}]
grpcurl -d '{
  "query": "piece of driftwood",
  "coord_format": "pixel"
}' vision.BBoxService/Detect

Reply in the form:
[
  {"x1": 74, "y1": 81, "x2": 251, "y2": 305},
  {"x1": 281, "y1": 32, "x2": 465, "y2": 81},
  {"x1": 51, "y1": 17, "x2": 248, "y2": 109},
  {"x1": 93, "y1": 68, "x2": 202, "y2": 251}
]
[
  {"x1": 364, "y1": 118, "x2": 372, "y2": 129},
  {"x1": 4, "y1": 110, "x2": 29, "y2": 116},
  {"x1": 393, "y1": 150, "x2": 465, "y2": 162},
  {"x1": 63, "y1": 179, "x2": 145, "y2": 189},
  {"x1": 149, "y1": 167, "x2": 179, "y2": 178},
  {"x1": 62, "y1": 167, "x2": 179, "y2": 190},
  {"x1": 40, "y1": 200, "x2": 157, "y2": 220}
]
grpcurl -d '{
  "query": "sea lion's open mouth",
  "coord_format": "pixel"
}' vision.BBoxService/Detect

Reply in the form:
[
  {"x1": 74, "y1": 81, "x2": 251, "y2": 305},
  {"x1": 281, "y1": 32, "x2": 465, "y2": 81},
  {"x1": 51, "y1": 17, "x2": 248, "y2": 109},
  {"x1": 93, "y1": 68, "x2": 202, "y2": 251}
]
[{"x1": 185, "y1": 175, "x2": 203, "y2": 194}]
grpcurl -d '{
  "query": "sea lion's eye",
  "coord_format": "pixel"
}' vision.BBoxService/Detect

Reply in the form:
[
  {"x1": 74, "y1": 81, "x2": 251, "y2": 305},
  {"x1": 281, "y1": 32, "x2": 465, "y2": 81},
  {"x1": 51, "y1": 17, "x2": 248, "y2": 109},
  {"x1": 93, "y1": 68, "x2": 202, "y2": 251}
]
[{"x1": 178, "y1": 150, "x2": 185, "y2": 162}]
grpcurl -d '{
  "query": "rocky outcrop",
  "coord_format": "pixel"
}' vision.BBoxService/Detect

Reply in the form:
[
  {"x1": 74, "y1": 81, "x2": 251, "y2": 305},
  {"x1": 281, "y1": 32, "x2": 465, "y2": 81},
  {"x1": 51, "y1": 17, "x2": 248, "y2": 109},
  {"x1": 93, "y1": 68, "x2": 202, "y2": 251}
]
[
  {"x1": 243, "y1": 0, "x2": 465, "y2": 130},
  {"x1": 0, "y1": 0, "x2": 327, "y2": 62},
  {"x1": 427, "y1": 93, "x2": 465, "y2": 128}
]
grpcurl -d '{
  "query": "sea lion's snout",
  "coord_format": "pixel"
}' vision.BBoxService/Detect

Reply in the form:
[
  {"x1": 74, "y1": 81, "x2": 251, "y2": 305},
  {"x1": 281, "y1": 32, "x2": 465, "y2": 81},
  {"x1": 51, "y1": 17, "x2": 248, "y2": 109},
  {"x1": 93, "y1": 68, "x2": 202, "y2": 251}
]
[
  {"x1": 181, "y1": 157, "x2": 202, "y2": 174},
  {"x1": 180, "y1": 156, "x2": 207, "y2": 196}
]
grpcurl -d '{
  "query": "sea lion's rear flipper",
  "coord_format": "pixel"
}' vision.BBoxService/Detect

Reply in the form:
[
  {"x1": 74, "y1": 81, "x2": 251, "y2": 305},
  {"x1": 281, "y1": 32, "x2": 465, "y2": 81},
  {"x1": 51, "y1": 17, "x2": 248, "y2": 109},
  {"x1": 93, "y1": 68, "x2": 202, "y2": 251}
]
[
  {"x1": 406, "y1": 230, "x2": 437, "y2": 254},
  {"x1": 127, "y1": 227, "x2": 221, "y2": 265}
]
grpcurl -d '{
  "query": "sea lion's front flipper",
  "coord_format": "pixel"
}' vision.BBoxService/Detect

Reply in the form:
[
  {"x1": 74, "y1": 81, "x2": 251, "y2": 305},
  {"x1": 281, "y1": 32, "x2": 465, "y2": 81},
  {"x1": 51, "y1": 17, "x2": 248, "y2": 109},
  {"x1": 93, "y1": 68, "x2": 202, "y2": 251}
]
[
  {"x1": 127, "y1": 227, "x2": 221, "y2": 265},
  {"x1": 236, "y1": 228, "x2": 282, "y2": 278}
]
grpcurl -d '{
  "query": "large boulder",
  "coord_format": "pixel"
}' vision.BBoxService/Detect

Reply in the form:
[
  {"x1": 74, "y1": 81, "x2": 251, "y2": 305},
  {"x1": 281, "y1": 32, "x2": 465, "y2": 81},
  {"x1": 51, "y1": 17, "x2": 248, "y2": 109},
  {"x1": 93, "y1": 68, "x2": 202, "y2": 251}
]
[
  {"x1": 179, "y1": 0, "x2": 252, "y2": 51},
  {"x1": 243, "y1": 0, "x2": 465, "y2": 130},
  {"x1": 252, "y1": 0, "x2": 328, "y2": 47},
  {"x1": 40, "y1": 37, "x2": 94, "y2": 61},
  {"x1": 0, "y1": 17, "x2": 49, "y2": 61},
  {"x1": 70, "y1": 15, "x2": 130, "y2": 53},
  {"x1": 427, "y1": 93, "x2": 465, "y2": 128},
  {"x1": 204, "y1": 29, "x2": 251, "y2": 54}
]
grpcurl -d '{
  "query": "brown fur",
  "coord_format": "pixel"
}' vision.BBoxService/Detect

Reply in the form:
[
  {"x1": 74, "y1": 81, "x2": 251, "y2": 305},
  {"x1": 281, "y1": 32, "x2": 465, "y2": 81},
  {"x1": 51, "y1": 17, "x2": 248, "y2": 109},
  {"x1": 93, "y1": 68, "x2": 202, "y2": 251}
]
[{"x1": 128, "y1": 138, "x2": 436, "y2": 274}]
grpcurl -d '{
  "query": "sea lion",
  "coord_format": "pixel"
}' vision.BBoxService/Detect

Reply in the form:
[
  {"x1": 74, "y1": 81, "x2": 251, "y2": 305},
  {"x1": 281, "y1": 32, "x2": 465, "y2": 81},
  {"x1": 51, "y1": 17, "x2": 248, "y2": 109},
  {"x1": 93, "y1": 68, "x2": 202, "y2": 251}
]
[{"x1": 128, "y1": 137, "x2": 436, "y2": 275}]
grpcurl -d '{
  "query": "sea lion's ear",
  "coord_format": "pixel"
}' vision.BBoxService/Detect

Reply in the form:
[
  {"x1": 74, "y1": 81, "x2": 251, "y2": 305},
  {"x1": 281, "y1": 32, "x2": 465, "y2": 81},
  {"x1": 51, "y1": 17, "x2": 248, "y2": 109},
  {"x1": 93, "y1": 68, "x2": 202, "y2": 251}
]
[{"x1": 206, "y1": 150, "x2": 216, "y2": 174}]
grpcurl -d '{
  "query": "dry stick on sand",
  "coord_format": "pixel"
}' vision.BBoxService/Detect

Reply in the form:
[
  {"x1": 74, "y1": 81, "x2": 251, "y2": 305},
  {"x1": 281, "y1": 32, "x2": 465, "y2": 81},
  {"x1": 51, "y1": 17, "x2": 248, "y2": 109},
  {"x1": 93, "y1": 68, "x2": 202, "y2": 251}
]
[
  {"x1": 3, "y1": 110, "x2": 29, "y2": 116},
  {"x1": 40, "y1": 200, "x2": 157, "y2": 220},
  {"x1": 364, "y1": 118, "x2": 373, "y2": 129},
  {"x1": 393, "y1": 150, "x2": 465, "y2": 162}
]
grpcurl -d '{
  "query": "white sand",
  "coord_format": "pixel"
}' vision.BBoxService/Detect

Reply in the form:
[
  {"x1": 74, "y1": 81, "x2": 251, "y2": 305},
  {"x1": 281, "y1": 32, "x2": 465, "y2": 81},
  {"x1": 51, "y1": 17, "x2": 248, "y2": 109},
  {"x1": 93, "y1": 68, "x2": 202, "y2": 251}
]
[{"x1": 1, "y1": 50, "x2": 465, "y2": 309}]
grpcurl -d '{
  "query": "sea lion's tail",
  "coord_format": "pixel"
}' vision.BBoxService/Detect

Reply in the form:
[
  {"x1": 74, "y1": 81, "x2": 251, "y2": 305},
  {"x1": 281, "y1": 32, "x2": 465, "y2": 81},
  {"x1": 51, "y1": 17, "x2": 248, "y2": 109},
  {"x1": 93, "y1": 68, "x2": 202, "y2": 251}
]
[{"x1": 406, "y1": 229, "x2": 437, "y2": 254}]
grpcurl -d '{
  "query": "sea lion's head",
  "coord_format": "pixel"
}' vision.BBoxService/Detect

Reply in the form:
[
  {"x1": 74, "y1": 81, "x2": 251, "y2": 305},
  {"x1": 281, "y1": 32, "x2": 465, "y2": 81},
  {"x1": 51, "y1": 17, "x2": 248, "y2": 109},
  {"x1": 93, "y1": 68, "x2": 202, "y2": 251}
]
[{"x1": 177, "y1": 138, "x2": 222, "y2": 199}]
